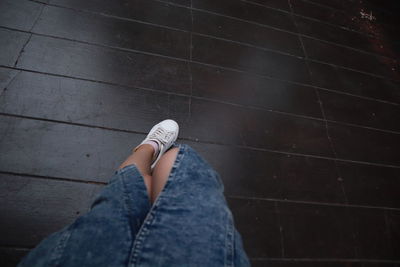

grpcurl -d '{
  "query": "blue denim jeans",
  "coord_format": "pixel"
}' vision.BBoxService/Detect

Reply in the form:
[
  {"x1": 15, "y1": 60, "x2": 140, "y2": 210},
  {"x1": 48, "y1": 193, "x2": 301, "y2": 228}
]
[{"x1": 18, "y1": 144, "x2": 250, "y2": 266}]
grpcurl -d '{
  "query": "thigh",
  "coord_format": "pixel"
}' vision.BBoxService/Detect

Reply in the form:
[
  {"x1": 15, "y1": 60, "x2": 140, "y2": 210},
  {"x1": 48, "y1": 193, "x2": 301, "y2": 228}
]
[
  {"x1": 129, "y1": 145, "x2": 250, "y2": 267},
  {"x1": 19, "y1": 165, "x2": 151, "y2": 267}
]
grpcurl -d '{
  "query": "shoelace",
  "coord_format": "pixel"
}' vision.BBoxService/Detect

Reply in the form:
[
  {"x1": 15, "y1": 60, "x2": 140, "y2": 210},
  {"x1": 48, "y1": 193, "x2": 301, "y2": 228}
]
[{"x1": 148, "y1": 127, "x2": 174, "y2": 145}]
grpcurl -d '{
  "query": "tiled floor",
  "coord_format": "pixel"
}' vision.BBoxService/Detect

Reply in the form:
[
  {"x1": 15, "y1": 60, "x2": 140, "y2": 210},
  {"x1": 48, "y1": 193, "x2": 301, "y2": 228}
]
[{"x1": 0, "y1": 0, "x2": 399, "y2": 266}]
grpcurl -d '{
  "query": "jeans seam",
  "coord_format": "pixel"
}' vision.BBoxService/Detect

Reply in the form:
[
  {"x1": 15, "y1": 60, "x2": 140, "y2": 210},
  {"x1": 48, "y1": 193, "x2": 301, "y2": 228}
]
[
  {"x1": 48, "y1": 227, "x2": 72, "y2": 266},
  {"x1": 121, "y1": 167, "x2": 150, "y2": 217},
  {"x1": 120, "y1": 170, "x2": 138, "y2": 255},
  {"x1": 128, "y1": 144, "x2": 187, "y2": 267},
  {"x1": 227, "y1": 216, "x2": 235, "y2": 267}
]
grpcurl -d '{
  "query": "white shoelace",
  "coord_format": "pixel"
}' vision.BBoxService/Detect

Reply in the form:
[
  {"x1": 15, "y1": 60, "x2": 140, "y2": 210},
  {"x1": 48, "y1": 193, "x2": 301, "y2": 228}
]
[{"x1": 148, "y1": 127, "x2": 174, "y2": 145}]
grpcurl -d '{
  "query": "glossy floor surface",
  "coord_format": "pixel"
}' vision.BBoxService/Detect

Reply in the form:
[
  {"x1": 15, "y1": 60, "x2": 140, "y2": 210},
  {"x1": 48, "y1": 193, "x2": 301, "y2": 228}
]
[{"x1": 0, "y1": 0, "x2": 400, "y2": 266}]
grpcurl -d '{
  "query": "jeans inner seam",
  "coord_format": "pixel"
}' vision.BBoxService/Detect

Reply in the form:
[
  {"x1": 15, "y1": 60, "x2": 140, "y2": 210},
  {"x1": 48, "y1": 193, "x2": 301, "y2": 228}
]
[{"x1": 128, "y1": 144, "x2": 186, "y2": 266}]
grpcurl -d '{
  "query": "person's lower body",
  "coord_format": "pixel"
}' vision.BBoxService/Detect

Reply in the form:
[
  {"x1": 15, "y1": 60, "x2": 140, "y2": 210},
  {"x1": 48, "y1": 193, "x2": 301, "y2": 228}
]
[{"x1": 18, "y1": 120, "x2": 250, "y2": 267}]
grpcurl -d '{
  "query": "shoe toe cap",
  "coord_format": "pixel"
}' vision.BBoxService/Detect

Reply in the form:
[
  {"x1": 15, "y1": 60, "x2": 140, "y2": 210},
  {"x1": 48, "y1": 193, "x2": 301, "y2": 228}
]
[{"x1": 161, "y1": 119, "x2": 179, "y2": 131}]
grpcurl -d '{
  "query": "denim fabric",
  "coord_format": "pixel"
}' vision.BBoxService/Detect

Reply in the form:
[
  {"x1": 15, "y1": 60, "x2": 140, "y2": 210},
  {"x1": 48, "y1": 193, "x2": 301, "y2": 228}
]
[{"x1": 19, "y1": 144, "x2": 250, "y2": 267}]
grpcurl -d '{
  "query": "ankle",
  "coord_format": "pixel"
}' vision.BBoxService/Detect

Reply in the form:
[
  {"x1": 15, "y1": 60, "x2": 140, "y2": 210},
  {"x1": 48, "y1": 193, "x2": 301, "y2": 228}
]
[{"x1": 136, "y1": 142, "x2": 159, "y2": 157}]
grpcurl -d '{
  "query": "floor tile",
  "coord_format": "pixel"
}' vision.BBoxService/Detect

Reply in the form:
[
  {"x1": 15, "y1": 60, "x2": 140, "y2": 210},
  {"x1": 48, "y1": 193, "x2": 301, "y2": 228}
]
[
  {"x1": 227, "y1": 198, "x2": 281, "y2": 257},
  {"x1": 328, "y1": 121, "x2": 400, "y2": 166},
  {"x1": 192, "y1": 10, "x2": 303, "y2": 56},
  {"x1": 295, "y1": 15, "x2": 397, "y2": 59},
  {"x1": 192, "y1": 0, "x2": 296, "y2": 32},
  {"x1": 0, "y1": 248, "x2": 30, "y2": 267},
  {"x1": 303, "y1": 37, "x2": 399, "y2": 80},
  {"x1": 308, "y1": 61, "x2": 400, "y2": 104},
  {"x1": 0, "y1": 116, "x2": 143, "y2": 182},
  {"x1": 166, "y1": 0, "x2": 190, "y2": 6},
  {"x1": 290, "y1": 0, "x2": 358, "y2": 30},
  {"x1": 0, "y1": 0, "x2": 43, "y2": 31},
  {"x1": 191, "y1": 142, "x2": 344, "y2": 203},
  {"x1": 348, "y1": 207, "x2": 394, "y2": 259},
  {"x1": 0, "y1": 69, "x2": 190, "y2": 133},
  {"x1": 386, "y1": 210, "x2": 400, "y2": 259},
  {"x1": 34, "y1": 5, "x2": 190, "y2": 59},
  {"x1": 50, "y1": 0, "x2": 191, "y2": 31},
  {"x1": 192, "y1": 35, "x2": 311, "y2": 84},
  {"x1": 338, "y1": 161, "x2": 400, "y2": 208},
  {"x1": 16, "y1": 35, "x2": 191, "y2": 94},
  {"x1": 244, "y1": 0, "x2": 290, "y2": 11},
  {"x1": 278, "y1": 202, "x2": 356, "y2": 258},
  {"x1": 183, "y1": 98, "x2": 333, "y2": 157},
  {"x1": 251, "y1": 260, "x2": 366, "y2": 267},
  {"x1": 0, "y1": 67, "x2": 19, "y2": 94},
  {"x1": 191, "y1": 63, "x2": 321, "y2": 117},
  {"x1": 0, "y1": 173, "x2": 102, "y2": 246},
  {"x1": 319, "y1": 89, "x2": 400, "y2": 132},
  {"x1": 0, "y1": 28, "x2": 30, "y2": 67}
]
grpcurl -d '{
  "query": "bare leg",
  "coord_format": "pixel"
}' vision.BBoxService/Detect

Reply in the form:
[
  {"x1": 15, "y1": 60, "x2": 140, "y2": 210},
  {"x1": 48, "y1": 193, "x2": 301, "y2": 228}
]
[
  {"x1": 151, "y1": 147, "x2": 179, "y2": 202},
  {"x1": 118, "y1": 144, "x2": 154, "y2": 197}
]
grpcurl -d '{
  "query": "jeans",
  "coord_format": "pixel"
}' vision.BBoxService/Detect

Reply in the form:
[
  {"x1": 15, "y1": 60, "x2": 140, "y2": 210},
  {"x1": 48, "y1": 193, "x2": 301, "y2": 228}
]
[{"x1": 18, "y1": 144, "x2": 250, "y2": 266}]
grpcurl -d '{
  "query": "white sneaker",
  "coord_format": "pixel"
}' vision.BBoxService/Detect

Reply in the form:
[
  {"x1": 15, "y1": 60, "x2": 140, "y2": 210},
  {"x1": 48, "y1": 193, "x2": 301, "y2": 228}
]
[{"x1": 134, "y1": 119, "x2": 179, "y2": 169}]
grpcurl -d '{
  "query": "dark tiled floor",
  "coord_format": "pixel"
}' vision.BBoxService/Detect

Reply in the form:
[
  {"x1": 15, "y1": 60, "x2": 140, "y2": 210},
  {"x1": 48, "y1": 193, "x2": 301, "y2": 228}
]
[{"x1": 0, "y1": 0, "x2": 400, "y2": 266}]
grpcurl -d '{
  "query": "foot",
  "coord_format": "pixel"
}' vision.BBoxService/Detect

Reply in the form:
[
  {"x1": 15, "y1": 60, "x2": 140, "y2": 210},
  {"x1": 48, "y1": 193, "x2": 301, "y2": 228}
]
[{"x1": 134, "y1": 119, "x2": 179, "y2": 169}]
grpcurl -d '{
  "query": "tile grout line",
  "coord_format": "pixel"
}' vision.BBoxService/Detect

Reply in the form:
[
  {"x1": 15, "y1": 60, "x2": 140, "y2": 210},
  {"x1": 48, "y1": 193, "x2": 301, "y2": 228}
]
[
  {"x1": 234, "y1": 143, "x2": 400, "y2": 169},
  {"x1": 12, "y1": 2, "x2": 45, "y2": 67},
  {"x1": 0, "y1": 245, "x2": 34, "y2": 250},
  {"x1": 348, "y1": 197, "x2": 360, "y2": 258},
  {"x1": 152, "y1": 0, "x2": 400, "y2": 50},
  {"x1": 203, "y1": 5, "x2": 400, "y2": 61},
  {"x1": 26, "y1": 0, "x2": 400, "y2": 62},
  {"x1": 2, "y1": 69, "x2": 400, "y2": 137},
  {"x1": 315, "y1": 88, "x2": 349, "y2": 204},
  {"x1": 293, "y1": 0, "x2": 341, "y2": 11},
  {"x1": 288, "y1": 0, "x2": 349, "y2": 205},
  {"x1": 228, "y1": 195, "x2": 400, "y2": 212},
  {"x1": 0, "y1": 13, "x2": 400, "y2": 93},
  {"x1": 2, "y1": 241, "x2": 400, "y2": 264},
  {"x1": 244, "y1": 0, "x2": 392, "y2": 21},
  {"x1": 0, "y1": 62, "x2": 372, "y2": 120},
  {"x1": 2, "y1": 27, "x2": 400, "y2": 110},
  {"x1": 13, "y1": 35, "x2": 32, "y2": 68},
  {"x1": 383, "y1": 210, "x2": 395, "y2": 255},
  {"x1": 0, "y1": 69, "x2": 20, "y2": 97},
  {"x1": 312, "y1": 86, "x2": 400, "y2": 107},
  {"x1": 2, "y1": 23, "x2": 400, "y2": 94},
  {"x1": 166, "y1": 93, "x2": 171, "y2": 118},
  {"x1": 2, "y1": 63, "x2": 400, "y2": 136},
  {"x1": 298, "y1": 33, "x2": 399, "y2": 62},
  {"x1": 243, "y1": 0, "x2": 344, "y2": 15},
  {"x1": 2, "y1": 169, "x2": 400, "y2": 212},
  {"x1": 2, "y1": 112, "x2": 400, "y2": 170},
  {"x1": 249, "y1": 257, "x2": 400, "y2": 263},
  {"x1": 188, "y1": 0, "x2": 193, "y2": 120},
  {"x1": 301, "y1": 0, "x2": 399, "y2": 29},
  {"x1": 2, "y1": 34, "x2": 400, "y2": 108},
  {"x1": 0, "y1": 171, "x2": 107, "y2": 186},
  {"x1": 274, "y1": 202, "x2": 285, "y2": 258},
  {"x1": 29, "y1": 0, "x2": 46, "y2": 31},
  {"x1": 192, "y1": 32, "x2": 303, "y2": 59},
  {"x1": 46, "y1": 1, "x2": 190, "y2": 33},
  {"x1": 169, "y1": 4, "x2": 398, "y2": 61},
  {"x1": 305, "y1": 58, "x2": 399, "y2": 83}
]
